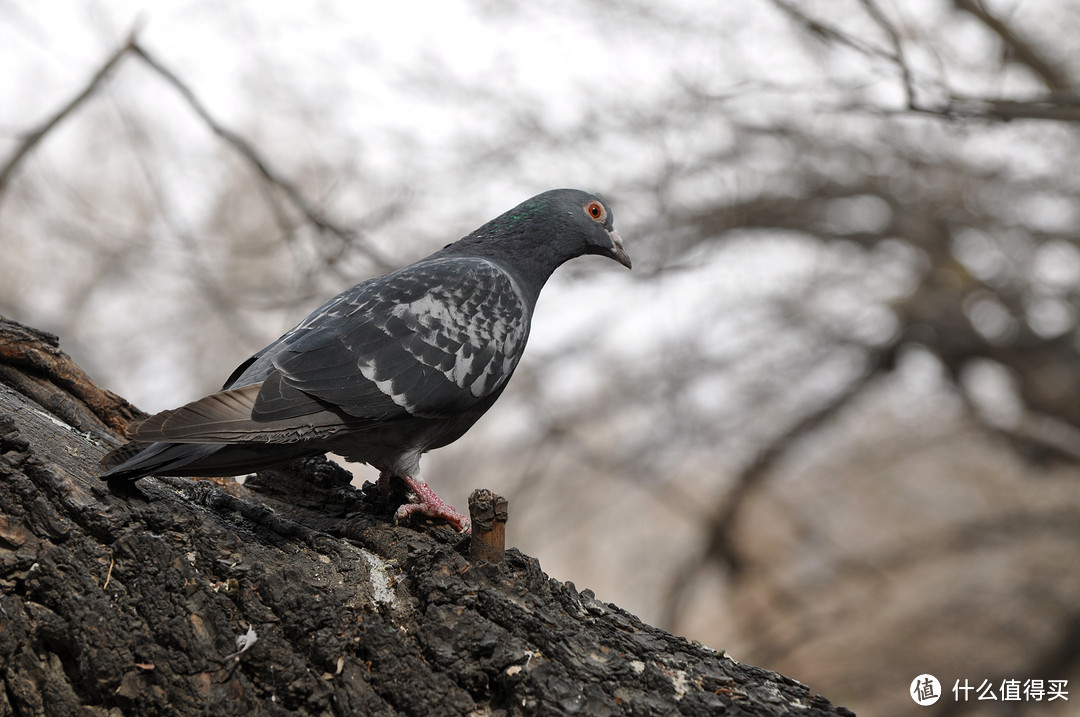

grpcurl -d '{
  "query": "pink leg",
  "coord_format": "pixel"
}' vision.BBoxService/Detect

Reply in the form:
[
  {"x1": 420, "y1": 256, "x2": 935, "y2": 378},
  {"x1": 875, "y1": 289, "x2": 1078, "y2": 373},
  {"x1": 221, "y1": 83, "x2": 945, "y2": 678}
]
[{"x1": 381, "y1": 472, "x2": 471, "y2": 533}]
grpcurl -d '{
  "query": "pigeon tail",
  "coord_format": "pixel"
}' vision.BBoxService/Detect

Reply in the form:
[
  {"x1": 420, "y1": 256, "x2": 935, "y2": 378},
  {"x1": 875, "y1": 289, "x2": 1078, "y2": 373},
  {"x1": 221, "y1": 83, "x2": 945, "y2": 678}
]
[{"x1": 100, "y1": 440, "x2": 314, "y2": 482}]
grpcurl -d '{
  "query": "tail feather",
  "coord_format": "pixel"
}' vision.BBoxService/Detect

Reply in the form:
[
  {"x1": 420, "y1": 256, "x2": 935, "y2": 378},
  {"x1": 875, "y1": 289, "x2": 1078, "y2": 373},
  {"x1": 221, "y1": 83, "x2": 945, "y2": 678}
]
[
  {"x1": 100, "y1": 440, "x2": 314, "y2": 482},
  {"x1": 102, "y1": 380, "x2": 345, "y2": 482},
  {"x1": 100, "y1": 440, "x2": 156, "y2": 470},
  {"x1": 130, "y1": 384, "x2": 263, "y2": 442}
]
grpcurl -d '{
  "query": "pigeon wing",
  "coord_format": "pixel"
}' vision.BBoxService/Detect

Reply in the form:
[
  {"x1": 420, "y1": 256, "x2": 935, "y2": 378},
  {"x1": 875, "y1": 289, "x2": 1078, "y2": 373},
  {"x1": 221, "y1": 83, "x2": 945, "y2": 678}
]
[{"x1": 252, "y1": 257, "x2": 531, "y2": 423}]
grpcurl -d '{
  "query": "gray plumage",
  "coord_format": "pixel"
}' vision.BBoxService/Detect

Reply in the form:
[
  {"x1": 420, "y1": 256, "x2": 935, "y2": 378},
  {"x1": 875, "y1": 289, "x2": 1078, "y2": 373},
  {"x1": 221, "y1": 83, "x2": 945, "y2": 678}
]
[{"x1": 101, "y1": 188, "x2": 630, "y2": 526}]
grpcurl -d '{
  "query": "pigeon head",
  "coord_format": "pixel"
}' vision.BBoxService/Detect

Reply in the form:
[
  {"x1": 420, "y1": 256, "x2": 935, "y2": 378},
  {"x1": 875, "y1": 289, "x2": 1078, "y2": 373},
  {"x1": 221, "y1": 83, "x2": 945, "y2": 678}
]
[
  {"x1": 448, "y1": 189, "x2": 631, "y2": 289},
  {"x1": 525, "y1": 188, "x2": 631, "y2": 270}
]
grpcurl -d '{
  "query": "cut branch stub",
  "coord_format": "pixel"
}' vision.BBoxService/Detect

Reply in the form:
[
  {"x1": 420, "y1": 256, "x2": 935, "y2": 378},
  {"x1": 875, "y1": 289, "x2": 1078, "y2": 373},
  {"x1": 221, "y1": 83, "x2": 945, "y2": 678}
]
[{"x1": 468, "y1": 488, "x2": 508, "y2": 563}]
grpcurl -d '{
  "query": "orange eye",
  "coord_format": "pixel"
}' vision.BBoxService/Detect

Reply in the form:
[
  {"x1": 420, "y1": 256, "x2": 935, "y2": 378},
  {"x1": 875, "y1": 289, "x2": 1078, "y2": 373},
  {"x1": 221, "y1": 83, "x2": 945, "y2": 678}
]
[{"x1": 585, "y1": 201, "x2": 605, "y2": 221}]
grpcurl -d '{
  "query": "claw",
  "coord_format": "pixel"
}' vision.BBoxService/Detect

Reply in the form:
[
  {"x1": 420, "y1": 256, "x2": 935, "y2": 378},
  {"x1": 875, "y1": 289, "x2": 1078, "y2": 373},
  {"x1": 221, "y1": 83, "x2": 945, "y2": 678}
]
[{"x1": 386, "y1": 473, "x2": 471, "y2": 533}]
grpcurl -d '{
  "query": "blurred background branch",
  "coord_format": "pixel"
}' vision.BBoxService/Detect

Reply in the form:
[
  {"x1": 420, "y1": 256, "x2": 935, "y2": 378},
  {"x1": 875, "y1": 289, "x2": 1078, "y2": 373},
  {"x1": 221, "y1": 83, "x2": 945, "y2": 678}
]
[{"x1": 0, "y1": 29, "x2": 136, "y2": 200}]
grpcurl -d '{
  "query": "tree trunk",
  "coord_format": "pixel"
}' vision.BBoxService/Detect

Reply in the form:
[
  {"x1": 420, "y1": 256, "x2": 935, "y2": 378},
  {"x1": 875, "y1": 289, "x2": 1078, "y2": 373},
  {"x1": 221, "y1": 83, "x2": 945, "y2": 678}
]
[{"x1": 0, "y1": 317, "x2": 853, "y2": 716}]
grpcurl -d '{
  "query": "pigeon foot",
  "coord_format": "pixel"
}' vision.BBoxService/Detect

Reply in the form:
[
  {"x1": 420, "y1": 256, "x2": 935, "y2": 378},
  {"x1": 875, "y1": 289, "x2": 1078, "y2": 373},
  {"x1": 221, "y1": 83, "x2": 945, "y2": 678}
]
[{"x1": 391, "y1": 474, "x2": 471, "y2": 533}]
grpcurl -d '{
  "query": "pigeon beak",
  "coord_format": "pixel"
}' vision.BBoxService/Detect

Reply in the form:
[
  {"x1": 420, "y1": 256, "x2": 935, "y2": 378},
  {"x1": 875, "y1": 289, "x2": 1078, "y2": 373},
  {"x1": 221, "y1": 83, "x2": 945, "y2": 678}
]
[{"x1": 607, "y1": 229, "x2": 632, "y2": 269}]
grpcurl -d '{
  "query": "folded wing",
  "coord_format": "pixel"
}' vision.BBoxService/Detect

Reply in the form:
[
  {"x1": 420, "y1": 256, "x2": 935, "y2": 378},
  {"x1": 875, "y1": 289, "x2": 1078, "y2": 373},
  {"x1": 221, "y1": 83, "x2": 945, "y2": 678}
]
[{"x1": 128, "y1": 257, "x2": 530, "y2": 444}]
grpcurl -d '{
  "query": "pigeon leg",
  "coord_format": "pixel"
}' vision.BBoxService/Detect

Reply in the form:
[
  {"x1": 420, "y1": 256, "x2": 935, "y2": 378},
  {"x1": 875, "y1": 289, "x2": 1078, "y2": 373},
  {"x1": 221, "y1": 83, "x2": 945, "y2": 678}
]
[
  {"x1": 394, "y1": 475, "x2": 471, "y2": 533},
  {"x1": 377, "y1": 469, "x2": 394, "y2": 495}
]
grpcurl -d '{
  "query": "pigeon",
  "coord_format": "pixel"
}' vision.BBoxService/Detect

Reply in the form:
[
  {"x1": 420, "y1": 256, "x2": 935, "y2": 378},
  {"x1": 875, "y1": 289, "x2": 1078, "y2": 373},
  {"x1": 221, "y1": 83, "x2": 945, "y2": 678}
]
[{"x1": 100, "y1": 188, "x2": 631, "y2": 532}]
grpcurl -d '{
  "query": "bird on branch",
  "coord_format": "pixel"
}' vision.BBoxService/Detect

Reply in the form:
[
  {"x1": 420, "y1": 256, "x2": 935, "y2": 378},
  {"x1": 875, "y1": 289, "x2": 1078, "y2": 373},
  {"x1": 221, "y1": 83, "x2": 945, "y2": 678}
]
[{"x1": 101, "y1": 188, "x2": 631, "y2": 532}]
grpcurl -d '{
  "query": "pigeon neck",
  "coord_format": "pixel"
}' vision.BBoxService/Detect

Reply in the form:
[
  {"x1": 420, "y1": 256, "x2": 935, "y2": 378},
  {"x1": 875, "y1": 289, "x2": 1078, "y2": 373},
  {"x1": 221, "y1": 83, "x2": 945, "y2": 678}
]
[
  {"x1": 492, "y1": 242, "x2": 567, "y2": 299},
  {"x1": 444, "y1": 233, "x2": 572, "y2": 303}
]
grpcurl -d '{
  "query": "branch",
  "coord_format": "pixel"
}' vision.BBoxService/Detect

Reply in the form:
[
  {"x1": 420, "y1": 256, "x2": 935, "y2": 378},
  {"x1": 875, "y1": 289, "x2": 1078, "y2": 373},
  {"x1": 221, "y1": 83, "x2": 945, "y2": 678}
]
[
  {"x1": 768, "y1": 0, "x2": 896, "y2": 63},
  {"x1": 0, "y1": 31, "x2": 395, "y2": 270},
  {"x1": 858, "y1": 0, "x2": 918, "y2": 109},
  {"x1": 931, "y1": 95, "x2": 1080, "y2": 122},
  {"x1": 0, "y1": 31, "x2": 137, "y2": 202},
  {"x1": 0, "y1": 317, "x2": 856, "y2": 716},
  {"x1": 128, "y1": 41, "x2": 394, "y2": 271},
  {"x1": 0, "y1": 317, "x2": 143, "y2": 436},
  {"x1": 660, "y1": 338, "x2": 901, "y2": 627},
  {"x1": 952, "y1": 0, "x2": 1074, "y2": 92},
  {"x1": 773, "y1": 0, "x2": 1080, "y2": 123}
]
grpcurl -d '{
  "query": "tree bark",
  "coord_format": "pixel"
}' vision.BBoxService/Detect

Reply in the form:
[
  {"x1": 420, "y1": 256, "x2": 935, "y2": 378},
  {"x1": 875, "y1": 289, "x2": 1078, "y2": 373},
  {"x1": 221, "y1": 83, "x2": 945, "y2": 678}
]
[{"x1": 0, "y1": 317, "x2": 853, "y2": 716}]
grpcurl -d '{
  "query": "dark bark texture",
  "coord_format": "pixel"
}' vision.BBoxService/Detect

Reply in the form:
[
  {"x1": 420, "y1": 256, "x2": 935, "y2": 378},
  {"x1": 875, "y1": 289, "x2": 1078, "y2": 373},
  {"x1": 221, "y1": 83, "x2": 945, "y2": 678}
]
[{"x1": 0, "y1": 317, "x2": 853, "y2": 716}]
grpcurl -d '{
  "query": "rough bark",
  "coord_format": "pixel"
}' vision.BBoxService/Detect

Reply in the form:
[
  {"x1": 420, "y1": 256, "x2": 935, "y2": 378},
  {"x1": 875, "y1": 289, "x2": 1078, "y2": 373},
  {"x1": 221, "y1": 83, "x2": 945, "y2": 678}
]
[{"x1": 0, "y1": 317, "x2": 853, "y2": 716}]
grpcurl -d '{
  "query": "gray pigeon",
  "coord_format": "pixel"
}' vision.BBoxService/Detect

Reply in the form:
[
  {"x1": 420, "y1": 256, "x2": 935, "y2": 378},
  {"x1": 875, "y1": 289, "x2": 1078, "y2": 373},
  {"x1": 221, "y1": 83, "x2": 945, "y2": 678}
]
[{"x1": 101, "y1": 188, "x2": 630, "y2": 531}]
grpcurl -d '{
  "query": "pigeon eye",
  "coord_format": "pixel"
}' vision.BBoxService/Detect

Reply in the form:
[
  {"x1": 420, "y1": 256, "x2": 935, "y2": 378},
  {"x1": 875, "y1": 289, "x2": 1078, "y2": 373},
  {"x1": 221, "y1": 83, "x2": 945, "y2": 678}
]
[{"x1": 585, "y1": 201, "x2": 606, "y2": 222}]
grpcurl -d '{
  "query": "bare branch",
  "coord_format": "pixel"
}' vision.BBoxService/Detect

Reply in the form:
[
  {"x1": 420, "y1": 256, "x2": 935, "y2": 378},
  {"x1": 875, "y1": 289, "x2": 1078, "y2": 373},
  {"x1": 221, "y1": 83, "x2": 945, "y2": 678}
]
[
  {"x1": 859, "y1": 0, "x2": 918, "y2": 109},
  {"x1": 936, "y1": 94, "x2": 1080, "y2": 122},
  {"x1": 774, "y1": 0, "x2": 1080, "y2": 123},
  {"x1": 768, "y1": 0, "x2": 895, "y2": 62},
  {"x1": 0, "y1": 30, "x2": 396, "y2": 272},
  {"x1": 708, "y1": 342, "x2": 899, "y2": 571},
  {"x1": 833, "y1": 93, "x2": 1080, "y2": 122},
  {"x1": 0, "y1": 30, "x2": 137, "y2": 203},
  {"x1": 658, "y1": 347, "x2": 896, "y2": 626},
  {"x1": 128, "y1": 41, "x2": 394, "y2": 271},
  {"x1": 952, "y1": 0, "x2": 1075, "y2": 92}
]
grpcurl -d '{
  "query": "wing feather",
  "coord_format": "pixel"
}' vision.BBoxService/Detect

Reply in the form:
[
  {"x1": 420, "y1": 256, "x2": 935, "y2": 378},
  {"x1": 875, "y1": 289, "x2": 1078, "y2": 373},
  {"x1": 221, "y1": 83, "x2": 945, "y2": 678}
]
[
  {"x1": 258, "y1": 257, "x2": 530, "y2": 421},
  {"x1": 154, "y1": 257, "x2": 532, "y2": 438}
]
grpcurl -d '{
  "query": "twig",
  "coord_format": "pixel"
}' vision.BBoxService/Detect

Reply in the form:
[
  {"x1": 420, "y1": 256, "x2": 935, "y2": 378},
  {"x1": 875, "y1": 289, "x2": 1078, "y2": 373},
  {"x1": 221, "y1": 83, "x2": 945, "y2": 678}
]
[
  {"x1": 934, "y1": 96, "x2": 1080, "y2": 122},
  {"x1": 0, "y1": 30, "x2": 137, "y2": 202},
  {"x1": 774, "y1": 0, "x2": 1080, "y2": 123},
  {"x1": 858, "y1": 0, "x2": 918, "y2": 109},
  {"x1": 0, "y1": 27, "x2": 394, "y2": 270},
  {"x1": 952, "y1": 0, "x2": 1074, "y2": 93},
  {"x1": 823, "y1": 95, "x2": 1080, "y2": 123},
  {"x1": 103, "y1": 554, "x2": 115, "y2": 589},
  {"x1": 677, "y1": 337, "x2": 898, "y2": 582},
  {"x1": 768, "y1": 0, "x2": 896, "y2": 62},
  {"x1": 658, "y1": 342, "x2": 897, "y2": 628},
  {"x1": 128, "y1": 41, "x2": 394, "y2": 271}
]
